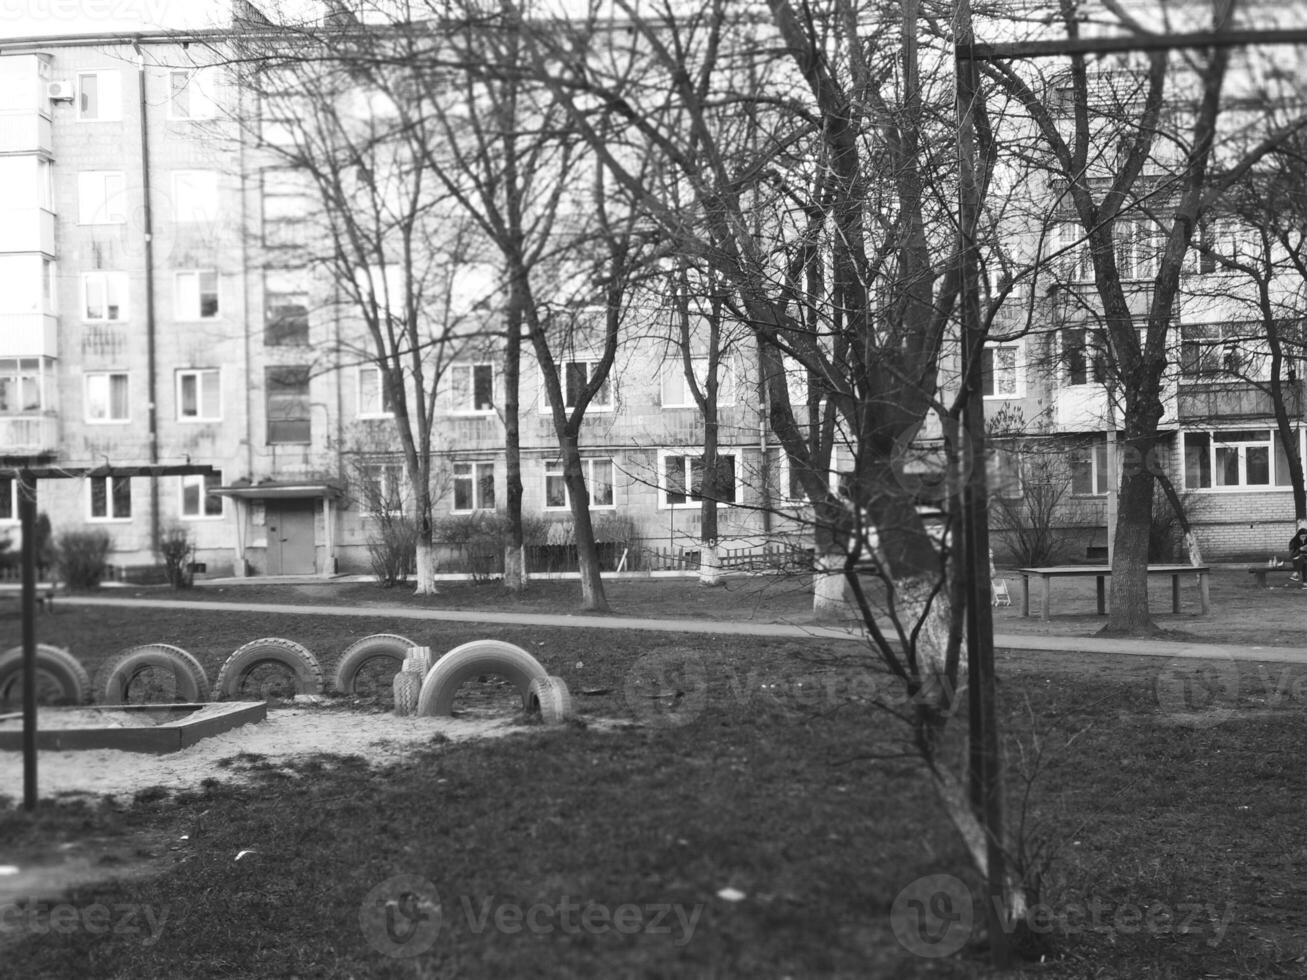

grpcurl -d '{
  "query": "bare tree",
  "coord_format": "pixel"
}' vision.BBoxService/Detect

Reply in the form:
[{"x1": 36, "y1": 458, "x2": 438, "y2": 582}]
[
  {"x1": 982, "y1": 1, "x2": 1307, "y2": 632},
  {"x1": 221, "y1": 26, "x2": 495, "y2": 593}
]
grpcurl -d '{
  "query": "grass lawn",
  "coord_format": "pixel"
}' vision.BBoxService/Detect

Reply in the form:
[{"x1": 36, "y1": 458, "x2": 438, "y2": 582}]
[{"x1": 1, "y1": 572, "x2": 1306, "y2": 977}]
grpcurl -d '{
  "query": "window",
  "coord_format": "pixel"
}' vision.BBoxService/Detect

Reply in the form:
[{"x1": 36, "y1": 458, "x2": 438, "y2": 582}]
[
  {"x1": 451, "y1": 363, "x2": 495, "y2": 414},
  {"x1": 168, "y1": 68, "x2": 217, "y2": 120},
  {"x1": 77, "y1": 171, "x2": 126, "y2": 224},
  {"x1": 77, "y1": 71, "x2": 121, "y2": 121},
  {"x1": 172, "y1": 171, "x2": 219, "y2": 224},
  {"x1": 265, "y1": 270, "x2": 309, "y2": 345},
  {"x1": 262, "y1": 170, "x2": 313, "y2": 247},
  {"x1": 660, "y1": 357, "x2": 736, "y2": 408},
  {"x1": 1054, "y1": 221, "x2": 1090, "y2": 282},
  {"x1": 82, "y1": 272, "x2": 128, "y2": 321},
  {"x1": 1116, "y1": 220, "x2": 1160, "y2": 281},
  {"x1": 175, "y1": 270, "x2": 219, "y2": 319},
  {"x1": 1197, "y1": 219, "x2": 1239, "y2": 274},
  {"x1": 42, "y1": 259, "x2": 56, "y2": 312},
  {"x1": 661, "y1": 453, "x2": 737, "y2": 508},
  {"x1": 0, "y1": 359, "x2": 44, "y2": 414},
  {"x1": 177, "y1": 369, "x2": 221, "y2": 421},
  {"x1": 1070, "y1": 438, "x2": 1110, "y2": 495},
  {"x1": 453, "y1": 461, "x2": 496, "y2": 512},
  {"x1": 266, "y1": 366, "x2": 310, "y2": 444},
  {"x1": 1063, "y1": 328, "x2": 1106, "y2": 385},
  {"x1": 545, "y1": 458, "x2": 615, "y2": 510},
  {"x1": 358, "y1": 461, "x2": 406, "y2": 515},
  {"x1": 181, "y1": 471, "x2": 223, "y2": 518},
  {"x1": 85, "y1": 372, "x2": 129, "y2": 422},
  {"x1": 89, "y1": 475, "x2": 131, "y2": 521},
  {"x1": 357, "y1": 365, "x2": 394, "y2": 418},
  {"x1": 986, "y1": 447, "x2": 1023, "y2": 499},
  {"x1": 981, "y1": 344, "x2": 1021, "y2": 397},
  {"x1": 543, "y1": 360, "x2": 612, "y2": 411},
  {"x1": 1183, "y1": 429, "x2": 1280, "y2": 489},
  {"x1": 0, "y1": 477, "x2": 15, "y2": 523},
  {"x1": 1180, "y1": 322, "x2": 1266, "y2": 380}
]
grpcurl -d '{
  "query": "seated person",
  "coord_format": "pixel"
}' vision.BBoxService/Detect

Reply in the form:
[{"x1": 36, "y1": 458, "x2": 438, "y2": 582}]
[{"x1": 1290, "y1": 523, "x2": 1307, "y2": 586}]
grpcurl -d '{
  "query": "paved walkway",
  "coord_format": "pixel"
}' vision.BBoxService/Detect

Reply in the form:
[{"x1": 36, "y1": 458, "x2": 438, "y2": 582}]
[{"x1": 58, "y1": 595, "x2": 1307, "y2": 665}]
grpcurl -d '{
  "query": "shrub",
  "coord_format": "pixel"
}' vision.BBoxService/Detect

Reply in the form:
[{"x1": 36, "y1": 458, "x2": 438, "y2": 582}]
[
  {"x1": 368, "y1": 516, "x2": 417, "y2": 587},
  {"x1": 433, "y1": 513, "x2": 509, "y2": 583},
  {"x1": 54, "y1": 529, "x2": 112, "y2": 590},
  {"x1": 158, "y1": 524, "x2": 195, "y2": 589}
]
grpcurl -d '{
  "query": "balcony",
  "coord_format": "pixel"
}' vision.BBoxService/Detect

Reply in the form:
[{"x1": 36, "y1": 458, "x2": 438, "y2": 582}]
[
  {"x1": 0, "y1": 313, "x2": 57, "y2": 358},
  {"x1": 0, "y1": 414, "x2": 59, "y2": 455},
  {"x1": 0, "y1": 111, "x2": 52, "y2": 155},
  {"x1": 1176, "y1": 380, "x2": 1298, "y2": 423},
  {"x1": 0, "y1": 208, "x2": 55, "y2": 256}
]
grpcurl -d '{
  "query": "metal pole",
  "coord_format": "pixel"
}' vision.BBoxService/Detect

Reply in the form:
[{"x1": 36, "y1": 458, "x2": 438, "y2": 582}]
[
  {"x1": 19, "y1": 468, "x2": 37, "y2": 811},
  {"x1": 956, "y1": 0, "x2": 1009, "y2": 966}
]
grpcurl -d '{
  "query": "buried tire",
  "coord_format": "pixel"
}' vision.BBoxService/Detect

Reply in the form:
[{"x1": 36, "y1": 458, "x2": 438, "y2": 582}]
[
  {"x1": 0, "y1": 644, "x2": 89, "y2": 707},
  {"x1": 416, "y1": 640, "x2": 549, "y2": 717},
  {"x1": 216, "y1": 637, "x2": 323, "y2": 701},
  {"x1": 332, "y1": 633, "x2": 416, "y2": 696},
  {"x1": 95, "y1": 644, "x2": 210, "y2": 705},
  {"x1": 528, "y1": 675, "x2": 574, "y2": 725}
]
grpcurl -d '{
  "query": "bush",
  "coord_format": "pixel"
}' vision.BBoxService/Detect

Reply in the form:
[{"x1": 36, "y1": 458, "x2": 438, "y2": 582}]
[
  {"x1": 368, "y1": 516, "x2": 417, "y2": 587},
  {"x1": 54, "y1": 529, "x2": 112, "y2": 590},
  {"x1": 433, "y1": 513, "x2": 510, "y2": 583},
  {"x1": 158, "y1": 524, "x2": 194, "y2": 589}
]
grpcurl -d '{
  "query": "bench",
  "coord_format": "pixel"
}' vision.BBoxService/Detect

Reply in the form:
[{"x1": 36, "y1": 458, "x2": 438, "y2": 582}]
[
  {"x1": 0, "y1": 583, "x2": 57, "y2": 611},
  {"x1": 1018, "y1": 564, "x2": 1210, "y2": 620},
  {"x1": 1249, "y1": 557, "x2": 1301, "y2": 589}
]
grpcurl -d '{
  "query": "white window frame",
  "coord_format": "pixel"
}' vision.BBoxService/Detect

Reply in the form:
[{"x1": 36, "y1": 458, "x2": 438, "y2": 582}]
[
  {"x1": 177, "y1": 368, "x2": 222, "y2": 422},
  {"x1": 76, "y1": 70, "x2": 122, "y2": 122},
  {"x1": 172, "y1": 170, "x2": 220, "y2": 224},
  {"x1": 180, "y1": 471, "x2": 224, "y2": 519},
  {"x1": 82, "y1": 271, "x2": 128, "y2": 322},
  {"x1": 544, "y1": 457, "x2": 616, "y2": 511},
  {"x1": 1183, "y1": 429, "x2": 1281, "y2": 491},
  {"x1": 84, "y1": 371, "x2": 129, "y2": 423},
  {"x1": 175, "y1": 270, "x2": 220, "y2": 320},
  {"x1": 77, "y1": 171, "x2": 126, "y2": 224},
  {"x1": 658, "y1": 450, "x2": 739, "y2": 510},
  {"x1": 88, "y1": 474, "x2": 131, "y2": 522},
  {"x1": 167, "y1": 67, "x2": 218, "y2": 121},
  {"x1": 450, "y1": 363, "x2": 496, "y2": 415},
  {"x1": 1069, "y1": 438, "x2": 1110, "y2": 496},
  {"x1": 659, "y1": 356, "x2": 736, "y2": 409},
  {"x1": 452, "y1": 460, "x2": 496, "y2": 513},
  {"x1": 358, "y1": 461, "x2": 407, "y2": 517},
  {"x1": 0, "y1": 358, "x2": 45, "y2": 414},
  {"x1": 357, "y1": 365, "x2": 393, "y2": 419},
  {"x1": 540, "y1": 360, "x2": 613, "y2": 413},
  {"x1": 982, "y1": 342, "x2": 1024, "y2": 399}
]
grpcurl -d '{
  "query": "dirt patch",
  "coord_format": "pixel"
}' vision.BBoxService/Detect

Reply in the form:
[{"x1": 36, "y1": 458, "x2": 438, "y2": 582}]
[{"x1": 0, "y1": 703, "x2": 520, "y2": 805}]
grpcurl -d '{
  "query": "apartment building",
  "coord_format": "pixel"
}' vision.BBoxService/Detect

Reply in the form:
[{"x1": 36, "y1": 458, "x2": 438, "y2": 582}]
[{"x1": 3, "y1": 6, "x2": 1304, "y2": 583}]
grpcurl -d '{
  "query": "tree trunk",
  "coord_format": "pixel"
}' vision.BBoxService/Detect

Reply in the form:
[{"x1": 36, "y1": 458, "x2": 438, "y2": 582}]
[
  {"x1": 1105, "y1": 437, "x2": 1158, "y2": 633},
  {"x1": 413, "y1": 538, "x2": 436, "y2": 595},
  {"x1": 502, "y1": 289, "x2": 527, "y2": 592},
  {"x1": 559, "y1": 435, "x2": 608, "y2": 612},
  {"x1": 699, "y1": 540, "x2": 723, "y2": 587},
  {"x1": 812, "y1": 548, "x2": 848, "y2": 620}
]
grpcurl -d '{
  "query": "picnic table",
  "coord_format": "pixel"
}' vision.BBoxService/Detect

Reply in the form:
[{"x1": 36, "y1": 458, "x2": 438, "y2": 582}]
[{"x1": 1017, "y1": 564, "x2": 1210, "y2": 621}]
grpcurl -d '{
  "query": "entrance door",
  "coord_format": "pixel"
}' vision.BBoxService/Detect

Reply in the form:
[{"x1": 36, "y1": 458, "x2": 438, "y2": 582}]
[{"x1": 266, "y1": 500, "x2": 317, "y2": 575}]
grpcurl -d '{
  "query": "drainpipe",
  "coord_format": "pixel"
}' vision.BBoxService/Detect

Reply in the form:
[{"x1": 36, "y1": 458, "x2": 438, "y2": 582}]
[{"x1": 134, "y1": 40, "x2": 160, "y2": 555}]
